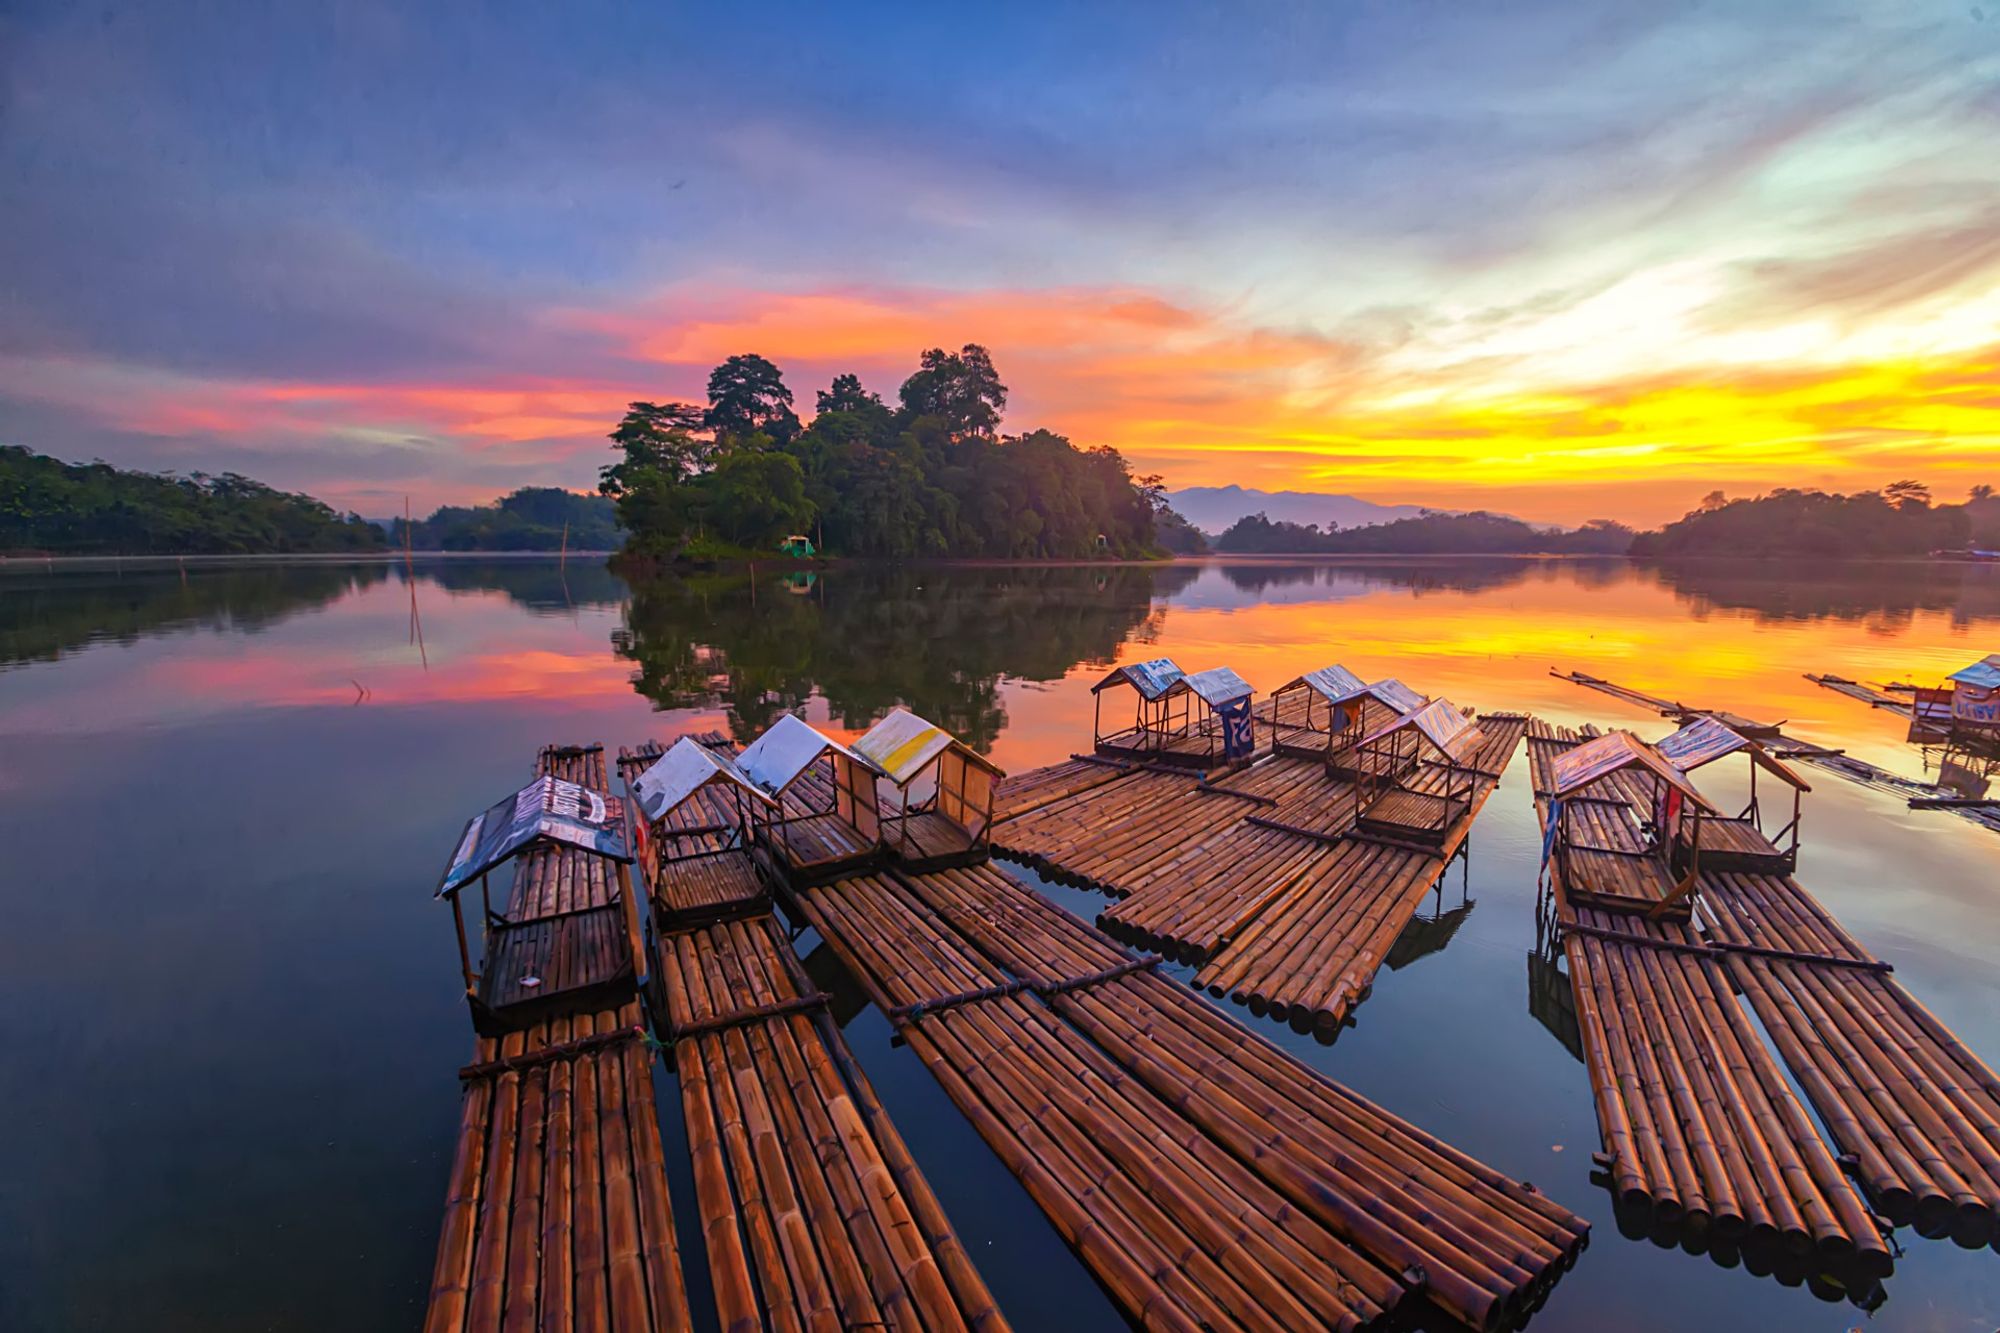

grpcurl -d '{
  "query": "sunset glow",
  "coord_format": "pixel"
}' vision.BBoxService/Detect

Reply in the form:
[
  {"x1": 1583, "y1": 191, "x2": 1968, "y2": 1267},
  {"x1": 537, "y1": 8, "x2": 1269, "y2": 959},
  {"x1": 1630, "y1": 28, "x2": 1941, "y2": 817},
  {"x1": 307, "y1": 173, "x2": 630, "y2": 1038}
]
[{"x1": 3, "y1": 4, "x2": 1997, "y2": 522}]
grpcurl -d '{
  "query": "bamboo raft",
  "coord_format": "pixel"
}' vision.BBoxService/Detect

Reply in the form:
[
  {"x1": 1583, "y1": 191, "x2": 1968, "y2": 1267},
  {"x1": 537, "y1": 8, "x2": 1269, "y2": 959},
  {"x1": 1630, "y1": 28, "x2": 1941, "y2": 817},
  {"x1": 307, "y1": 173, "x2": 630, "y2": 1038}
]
[
  {"x1": 1532, "y1": 715, "x2": 2000, "y2": 1265},
  {"x1": 653, "y1": 911, "x2": 1008, "y2": 1332},
  {"x1": 783, "y1": 859, "x2": 1590, "y2": 1332},
  {"x1": 992, "y1": 715, "x2": 1526, "y2": 1032},
  {"x1": 1526, "y1": 722, "x2": 1891, "y2": 1274}
]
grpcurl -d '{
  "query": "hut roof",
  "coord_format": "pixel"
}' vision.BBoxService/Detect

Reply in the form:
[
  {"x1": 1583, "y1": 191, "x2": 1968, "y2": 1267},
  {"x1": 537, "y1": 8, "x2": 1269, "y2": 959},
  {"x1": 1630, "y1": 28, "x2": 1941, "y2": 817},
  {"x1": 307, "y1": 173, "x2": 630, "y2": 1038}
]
[
  {"x1": 1282, "y1": 664, "x2": 1368, "y2": 699},
  {"x1": 631, "y1": 736, "x2": 776, "y2": 824},
  {"x1": 1949, "y1": 654, "x2": 2000, "y2": 690},
  {"x1": 1092, "y1": 657, "x2": 1185, "y2": 700},
  {"x1": 1549, "y1": 731, "x2": 1716, "y2": 810},
  {"x1": 1655, "y1": 715, "x2": 1810, "y2": 791},
  {"x1": 1359, "y1": 698, "x2": 1484, "y2": 763},
  {"x1": 735, "y1": 714, "x2": 883, "y2": 797},
  {"x1": 1175, "y1": 665, "x2": 1255, "y2": 707},
  {"x1": 852, "y1": 708, "x2": 1005, "y2": 787}
]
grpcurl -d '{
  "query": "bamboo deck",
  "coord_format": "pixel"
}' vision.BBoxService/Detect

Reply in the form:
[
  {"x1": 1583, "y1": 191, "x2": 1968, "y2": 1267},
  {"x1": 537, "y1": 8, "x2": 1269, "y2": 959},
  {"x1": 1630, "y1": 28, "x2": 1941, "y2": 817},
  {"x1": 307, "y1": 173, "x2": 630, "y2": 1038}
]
[
  {"x1": 427, "y1": 998, "x2": 692, "y2": 1333},
  {"x1": 783, "y1": 859, "x2": 1589, "y2": 1333},
  {"x1": 992, "y1": 715, "x2": 1527, "y2": 1033},
  {"x1": 1529, "y1": 716, "x2": 2000, "y2": 1269},
  {"x1": 654, "y1": 912, "x2": 1007, "y2": 1332},
  {"x1": 618, "y1": 736, "x2": 768, "y2": 926}
]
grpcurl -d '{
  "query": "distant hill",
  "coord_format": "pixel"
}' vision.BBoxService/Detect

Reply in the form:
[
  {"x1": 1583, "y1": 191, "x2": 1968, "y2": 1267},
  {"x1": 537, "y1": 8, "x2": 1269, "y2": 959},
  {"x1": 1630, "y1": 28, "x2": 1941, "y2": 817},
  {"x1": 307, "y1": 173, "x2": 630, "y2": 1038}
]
[{"x1": 1167, "y1": 485, "x2": 1432, "y2": 535}]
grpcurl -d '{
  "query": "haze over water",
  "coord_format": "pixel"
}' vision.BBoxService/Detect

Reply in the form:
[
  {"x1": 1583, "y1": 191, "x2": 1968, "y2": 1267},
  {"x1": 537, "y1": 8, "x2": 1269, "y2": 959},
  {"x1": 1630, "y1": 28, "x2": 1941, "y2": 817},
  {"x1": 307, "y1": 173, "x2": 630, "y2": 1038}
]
[{"x1": 2, "y1": 555, "x2": 1997, "y2": 1330}]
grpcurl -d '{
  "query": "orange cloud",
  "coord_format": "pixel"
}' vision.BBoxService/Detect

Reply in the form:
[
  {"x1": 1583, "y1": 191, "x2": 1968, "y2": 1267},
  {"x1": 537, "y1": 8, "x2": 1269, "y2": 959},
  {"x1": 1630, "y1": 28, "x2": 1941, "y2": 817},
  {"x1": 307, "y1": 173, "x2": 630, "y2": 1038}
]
[{"x1": 16, "y1": 275, "x2": 2000, "y2": 526}]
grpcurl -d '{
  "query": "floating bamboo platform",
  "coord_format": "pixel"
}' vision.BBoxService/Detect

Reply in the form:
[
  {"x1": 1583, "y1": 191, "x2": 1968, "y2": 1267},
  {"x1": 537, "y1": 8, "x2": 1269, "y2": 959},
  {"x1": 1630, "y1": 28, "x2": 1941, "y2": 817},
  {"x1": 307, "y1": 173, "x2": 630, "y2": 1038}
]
[
  {"x1": 1531, "y1": 715, "x2": 2000, "y2": 1269},
  {"x1": 992, "y1": 715, "x2": 1526, "y2": 1033},
  {"x1": 783, "y1": 859, "x2": 1589, "y2": 1332},
  {"x1": 427, "y1": 998, "x2": 692, "y2": 1333},
  {"x1": 617, "y1": 735, "x2": 768, "y2": 926},
  {"x1": 654, "y1": 912, "x2": 1007, "y2": 1332},
  {"x1": 1527, "y1": 721, "x2": 1890, "y2": 1274}
]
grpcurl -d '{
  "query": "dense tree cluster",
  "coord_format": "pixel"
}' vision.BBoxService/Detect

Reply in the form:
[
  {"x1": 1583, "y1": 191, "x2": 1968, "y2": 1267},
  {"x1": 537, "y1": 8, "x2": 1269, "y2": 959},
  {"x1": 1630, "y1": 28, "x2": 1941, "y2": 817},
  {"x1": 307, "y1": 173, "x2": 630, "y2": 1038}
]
[
  {"x1": 1628, "y1": 484, "x2": 1976, "y2": 558},
  {"x1": 0, "y1": 446, "x2": 385, "y2": 554},
  {"x1": 600, "y1": 347, "x2": 1171, "y2": 560},
  {"x1": 1214, "y1": 510, "x2": 1635, "y2": 555},
  {"x1": 394, "y1": 487, "x2": 620, "y2": 551}
]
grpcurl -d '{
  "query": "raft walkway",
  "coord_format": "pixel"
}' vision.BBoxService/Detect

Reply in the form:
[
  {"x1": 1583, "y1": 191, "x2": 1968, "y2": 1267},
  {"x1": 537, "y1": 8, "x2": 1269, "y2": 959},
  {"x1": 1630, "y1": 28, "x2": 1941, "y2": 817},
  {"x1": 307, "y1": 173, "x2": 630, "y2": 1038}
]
[
  {"x1": 992, "y1": 715, "x2": 1527, "y2": 1031},
  {"x1": 783, "y1": 858, "x2": 1589, "y2": 1333},
  {"x1": 1530, "y1": 719, "x2": 2000, "y2": 1266}
]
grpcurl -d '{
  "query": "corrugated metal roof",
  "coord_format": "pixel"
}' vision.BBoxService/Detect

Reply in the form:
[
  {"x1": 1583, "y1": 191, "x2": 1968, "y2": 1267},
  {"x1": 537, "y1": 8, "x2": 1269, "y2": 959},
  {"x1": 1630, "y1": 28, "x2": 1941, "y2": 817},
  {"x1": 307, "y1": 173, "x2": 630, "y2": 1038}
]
[
  {"x1": 735, "y1": 714, "x2": 882, "y2": 796},
  {"x1": 1283, "y1": 664, "x2": 1367, "y2": 700},
  {"x1": 1949, "y1": 654, "x2": 2000, "y2": 690},
  {"x1": 1367, "y1": 678, "x2": 1428, "y2": 715},
  {"x1": 1653, "y1": 715, "x2": 1749, "y2": 772},
  {"x1": 1283, "y1": 667, "x2": 1425, "y2": 716},
  {"x1": 1092, "y1": 657, "x2": 1185, "y2": 700},
  {"x1": 1359, "y1": 698, "x2": 1484, "y2": 763},
  {"x1": 631, "y1": 736, "x2": 775, "y2": 823},
  {"x1": 1549, "y1": 731, "x2": 1715, "y2": 809},
  {"x1": 1177, "y1": 665, "x2": 1254, "y2": 707}
]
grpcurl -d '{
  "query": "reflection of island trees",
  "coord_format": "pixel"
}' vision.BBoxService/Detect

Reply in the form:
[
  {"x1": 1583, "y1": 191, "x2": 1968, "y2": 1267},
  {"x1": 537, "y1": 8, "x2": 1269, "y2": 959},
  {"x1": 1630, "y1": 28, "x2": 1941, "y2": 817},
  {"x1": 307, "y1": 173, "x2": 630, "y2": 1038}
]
[
  {"x1": 1214, "y1": 558, "x2": 1549, "y2": 598},
  {"x1": 614, "y1": 564, "x2": 1175, "y2": 745},
  {"x1": 0, "y1": 563, "x2": 389, "y2": 668},
  {"x1": 420, "y1": 559, "x2": 627, "y2": 613},
  {"x1": 1647, "y1": 559, "x2": 2000, "y2": 628}
]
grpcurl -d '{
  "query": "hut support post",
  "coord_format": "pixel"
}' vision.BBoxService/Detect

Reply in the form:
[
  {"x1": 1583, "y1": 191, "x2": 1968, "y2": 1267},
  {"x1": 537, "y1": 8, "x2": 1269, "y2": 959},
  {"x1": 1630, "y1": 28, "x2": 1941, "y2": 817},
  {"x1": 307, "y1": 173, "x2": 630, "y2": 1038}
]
[{"x1": 450, "y1": 892, "x2": 476, "y2": 994}]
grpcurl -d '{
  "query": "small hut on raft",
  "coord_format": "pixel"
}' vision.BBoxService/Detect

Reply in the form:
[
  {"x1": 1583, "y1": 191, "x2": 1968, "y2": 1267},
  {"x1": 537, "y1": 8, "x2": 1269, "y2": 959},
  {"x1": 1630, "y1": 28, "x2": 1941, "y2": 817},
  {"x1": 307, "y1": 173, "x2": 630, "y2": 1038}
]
[
  {"x1": 1091, "y1": 658, "x2": 1257, "y2": 768},
  {"x1": 1544, "y1": 729, "x2": 1718, "y2": 920},
  {"x1": 434, "y1": 768, "x2": 646, "y2": 1035},
  {"x1": 627, "y1": 735, "x2": 777, "y2": 923},
  {"x1": 735, "y1": 714, "x2": 887, "y2": 887},
  {"x1": 1267, "y1": 664, "x2": 1428, "y2": 774},
  {"x1": 852, "y1": 708, "x2": 1006, "y2": 871},
  {"x1": 1653, "y1": 715, "x2": 1809, "y2": 873},
  {"x1": 1351, "y1": 699, "x2": 1486, "y2": 846}
]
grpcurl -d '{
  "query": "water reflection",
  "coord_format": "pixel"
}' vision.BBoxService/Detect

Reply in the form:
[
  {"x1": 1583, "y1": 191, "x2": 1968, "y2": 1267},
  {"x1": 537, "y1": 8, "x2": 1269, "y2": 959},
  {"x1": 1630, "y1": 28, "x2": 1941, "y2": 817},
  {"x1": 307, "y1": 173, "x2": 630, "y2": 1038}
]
[
  {"x1": 0, "y1": 562, "x2": 388, "y2": 668},
  {"x1": 1649, "y1": 558, "x2": 2000, "y2": 628},
  {"x1": 613, "y1": 564, "x2": 1177, "y2": 745}
]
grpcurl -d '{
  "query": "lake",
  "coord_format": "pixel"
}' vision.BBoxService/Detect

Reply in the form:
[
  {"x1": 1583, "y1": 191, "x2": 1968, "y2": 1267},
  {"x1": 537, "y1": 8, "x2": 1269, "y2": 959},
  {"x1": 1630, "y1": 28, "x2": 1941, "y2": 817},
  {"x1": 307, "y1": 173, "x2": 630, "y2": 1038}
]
[{"x1": 2, "y1": 554, "x2": 1997, "y2": 1331}]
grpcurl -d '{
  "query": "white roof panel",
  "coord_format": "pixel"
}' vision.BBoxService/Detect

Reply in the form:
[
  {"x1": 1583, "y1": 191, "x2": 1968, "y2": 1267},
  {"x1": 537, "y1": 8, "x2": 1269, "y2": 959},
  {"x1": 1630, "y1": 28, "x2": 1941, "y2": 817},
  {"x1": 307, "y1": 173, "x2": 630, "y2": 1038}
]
[
  {"x1": 632, "y1": 736, "x2": 775, "y2": 823},
  {"x1": 1178, "y1": 665, "x2": 1254, "y2": 707},
  {"x1": 853, "y1": 708, "x2": 956, "y2": 786},
  {"x1": 735, "y1": 714, "x2": 881, "y2": 795}
]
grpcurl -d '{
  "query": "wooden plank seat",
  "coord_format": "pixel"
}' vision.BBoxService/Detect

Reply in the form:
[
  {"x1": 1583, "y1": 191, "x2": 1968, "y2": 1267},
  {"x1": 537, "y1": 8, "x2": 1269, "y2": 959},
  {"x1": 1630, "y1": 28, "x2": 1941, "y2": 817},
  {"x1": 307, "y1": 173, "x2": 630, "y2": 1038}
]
[
  {"x1": 885, "y1": 808, "x2": 984, "y2": 871},
  {"x1": 477, "y1": 905, "x2": 633, "y2": 1031}
]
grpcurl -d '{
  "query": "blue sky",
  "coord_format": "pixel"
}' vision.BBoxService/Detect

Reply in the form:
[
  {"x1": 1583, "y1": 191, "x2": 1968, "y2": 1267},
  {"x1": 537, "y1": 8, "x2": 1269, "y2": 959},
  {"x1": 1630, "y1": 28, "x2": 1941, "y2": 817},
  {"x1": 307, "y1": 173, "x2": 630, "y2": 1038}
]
[{"x1": 3, "y1": 1, "x2": 1997, "y2": 522}]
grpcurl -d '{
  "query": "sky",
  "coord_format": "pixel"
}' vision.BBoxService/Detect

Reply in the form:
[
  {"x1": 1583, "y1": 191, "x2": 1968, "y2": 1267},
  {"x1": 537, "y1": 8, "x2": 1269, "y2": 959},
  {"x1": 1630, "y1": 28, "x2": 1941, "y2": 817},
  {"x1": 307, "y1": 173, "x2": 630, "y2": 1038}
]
[{"x1": 2, "y1": 1, "x2": 1998, "y2": 527}]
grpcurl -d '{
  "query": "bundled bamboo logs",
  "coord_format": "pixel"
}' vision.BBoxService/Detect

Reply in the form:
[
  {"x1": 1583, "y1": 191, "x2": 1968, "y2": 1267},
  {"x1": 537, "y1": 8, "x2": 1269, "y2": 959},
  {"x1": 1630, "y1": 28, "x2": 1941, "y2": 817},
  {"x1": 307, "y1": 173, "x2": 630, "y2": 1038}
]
[
  {"x1": 424, "y1": 1000, "x2": 692, "y2": 1333},
  {"x1": 992, "y1": 755, "x2": 1137, "y2": 823},
  {"x1": 788, "y1": 860, "x2": 1590, "y2": 1331},
  {"x1": 1528, "y1": 720, "x2": 1897, "y2": 1274},
  {"x1": 654, "y1": 913, "x2": 1008, "y2": 1332}
]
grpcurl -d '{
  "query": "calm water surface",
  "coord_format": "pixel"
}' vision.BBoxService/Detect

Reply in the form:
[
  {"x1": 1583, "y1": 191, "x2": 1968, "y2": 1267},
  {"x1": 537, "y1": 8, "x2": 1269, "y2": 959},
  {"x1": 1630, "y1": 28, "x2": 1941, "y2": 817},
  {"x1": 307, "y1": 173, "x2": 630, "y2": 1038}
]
[{"x1": 2, "y1": 556, "x2": 1998, "y2": 1331}]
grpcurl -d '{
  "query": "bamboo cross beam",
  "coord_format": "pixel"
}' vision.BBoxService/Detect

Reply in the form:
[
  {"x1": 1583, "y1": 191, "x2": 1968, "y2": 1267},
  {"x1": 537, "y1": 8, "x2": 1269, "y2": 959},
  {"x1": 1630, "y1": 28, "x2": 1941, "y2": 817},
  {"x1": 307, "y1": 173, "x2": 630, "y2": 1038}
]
[
  {"x1": 456, "y1": 1024, "x2": 645, "y2": 1081},
  {"x1": 664, "y1": 991, "x2": 834, "y2": 1042},
  {"x1": 1560, "y1": 921, "x2": 1895, "y2": 973}
]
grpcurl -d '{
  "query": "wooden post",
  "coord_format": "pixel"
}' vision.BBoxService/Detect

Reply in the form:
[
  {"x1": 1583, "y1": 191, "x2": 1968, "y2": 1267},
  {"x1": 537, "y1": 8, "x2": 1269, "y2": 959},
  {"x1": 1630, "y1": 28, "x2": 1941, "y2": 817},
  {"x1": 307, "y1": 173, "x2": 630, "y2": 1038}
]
[
  {"x1": 450, "y1": 892, "x2": 476, "y2": 995},
  {"x1": 615, "y1": 858, "x2": 649, "y2": 987}
]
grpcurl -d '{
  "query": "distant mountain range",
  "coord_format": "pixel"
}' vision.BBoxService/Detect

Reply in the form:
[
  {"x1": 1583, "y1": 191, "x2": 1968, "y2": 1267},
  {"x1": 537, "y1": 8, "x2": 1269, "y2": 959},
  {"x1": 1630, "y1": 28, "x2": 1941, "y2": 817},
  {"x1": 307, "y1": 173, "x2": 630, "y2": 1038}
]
[{"x1": 1166, "y1": 486, "x2": 1434, "y2": 535}]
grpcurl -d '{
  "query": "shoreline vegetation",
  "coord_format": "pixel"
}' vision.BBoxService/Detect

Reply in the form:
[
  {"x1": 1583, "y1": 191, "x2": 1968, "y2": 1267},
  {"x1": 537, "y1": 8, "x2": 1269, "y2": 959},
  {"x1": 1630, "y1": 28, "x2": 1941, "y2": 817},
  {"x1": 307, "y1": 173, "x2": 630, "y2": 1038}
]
[{"x1": 6, "y1": 383, "x2": 1997, "y2": 561}]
